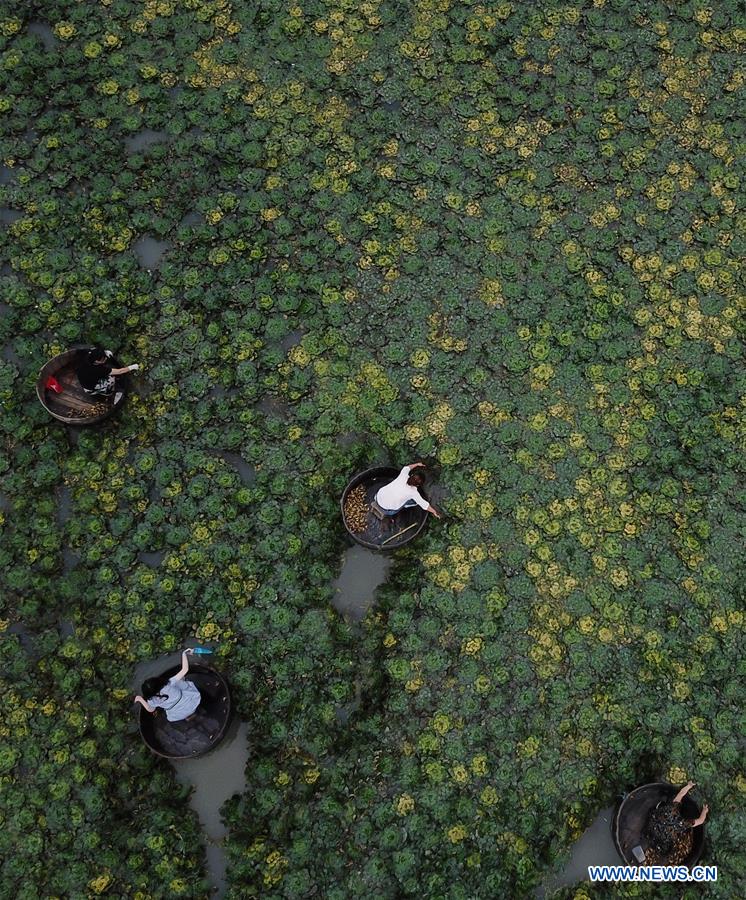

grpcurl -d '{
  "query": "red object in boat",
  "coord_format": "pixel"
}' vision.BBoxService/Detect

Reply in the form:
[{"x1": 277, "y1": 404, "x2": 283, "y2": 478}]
[{"x1": 45, "y1": 375, "x2": 62, "y2": 393}]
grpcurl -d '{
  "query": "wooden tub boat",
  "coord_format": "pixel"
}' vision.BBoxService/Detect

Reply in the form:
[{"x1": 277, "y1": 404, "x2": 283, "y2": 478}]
[
  {"x1": 138, "y1": 664, "x2": 232, "y2": 759},
  {"x1": 613, "y1": 782, "x2": 706, "y2": 867},
  {"x1": 341, "y1": 466, "x2": 429, "y2": 551},
  {"x1": 36, "y1": 348, "x2": 128, "y2": 425}
]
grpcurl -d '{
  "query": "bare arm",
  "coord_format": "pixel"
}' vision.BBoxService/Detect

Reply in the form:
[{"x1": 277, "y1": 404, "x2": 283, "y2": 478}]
[
  {"x1": 427, "y1": 504, "x2": 442, "y2": 519},
  {"x1": 134, "y1": 695, "x2": 156, "y2": 713},
  {"x1": 673, "y1": 781, "x2": 696, "y2": 804},
  {"x1": 407, "y1": 461, "x2": 426, "y2": 469},
  {"x1": 110, "y1": 365, "x2": 138, "y2": 376},
  {"x1": 172, "y1": 648, "x2": 193, "y2": 682},
  {"x1": 691, "y1": 804, "x2": 709, "y2": 827}
]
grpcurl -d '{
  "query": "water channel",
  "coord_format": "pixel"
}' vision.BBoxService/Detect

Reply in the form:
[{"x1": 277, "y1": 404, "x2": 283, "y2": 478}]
[
  {"x1": 536, "y1": 806, "x2": 620, "y2": 897},
  {"x1": 331, "y1": 544, "x2": 392, "y2": 623}
]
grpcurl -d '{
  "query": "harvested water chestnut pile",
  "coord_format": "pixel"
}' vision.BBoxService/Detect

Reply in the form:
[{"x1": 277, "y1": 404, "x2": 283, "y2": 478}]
[
  {"x1": 343, "y1": 484, "x2": 369, "y2": 533},
  {"x1": 0, "y1": 2, "x2": 743, "y2": 898}
]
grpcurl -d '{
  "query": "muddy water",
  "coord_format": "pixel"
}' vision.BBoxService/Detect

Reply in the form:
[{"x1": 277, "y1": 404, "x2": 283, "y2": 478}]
[
  {"x1": 216, "y1": 451, "x2": 255, "y2": 484},
  {"x1": 56, "y1": 484, "x2": 72, "y2": 526},
  {"x1": 132, "y1": 235, "x2": 170, "y2": 270},
  {"x1": 536, "y1": 805, "x2": 620, "y2": 897},
  {"x1": 131, "y1": 653, "x2": 249, "y2": 897},
  {"x1": 139, "y1": 550, "x2": 166, "y2": 568},
  {"x1": 332, "y1": 545, "x2": 392, "y2": 623},
  {"x1": 280, "y1": 329, "x2": 304, "y2": 352},
  {"x1": 124, "y1": 130, "x2": 168, "y2": 154},
  {"x1": 28, "y1": 21, "x2": 56, "y2": 50},
  {"x1": 0, "y1": 208, "x2": 23, "y2": 225},
  {"x1": 173, "y1": 721, "x2": 250, "y2": 898}
]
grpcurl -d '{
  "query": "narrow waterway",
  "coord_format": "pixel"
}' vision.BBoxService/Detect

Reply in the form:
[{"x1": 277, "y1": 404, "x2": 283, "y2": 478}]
[
  {"x1": 536, "y1": 805, "x2": 620, "y2": 897},
  {"x1": 173, "y1": 721, "x2": 250, "y2": 898},
  {"x1": 331, "y1": 545, "x2": 392, "y2": 623}
]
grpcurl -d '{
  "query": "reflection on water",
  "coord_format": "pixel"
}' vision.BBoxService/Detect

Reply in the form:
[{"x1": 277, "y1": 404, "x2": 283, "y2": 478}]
[
  {"x1": 332, "y1": 545, "x2": 392, "y2": 623},
  {"x1": 536, "y1": 806, "x2": 620, "y2": 897}
]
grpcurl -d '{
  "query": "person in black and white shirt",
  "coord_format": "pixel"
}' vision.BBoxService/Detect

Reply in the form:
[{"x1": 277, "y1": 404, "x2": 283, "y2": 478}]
[{"x1": 76, "y1": 346, "x2": 139, "y2": 404}]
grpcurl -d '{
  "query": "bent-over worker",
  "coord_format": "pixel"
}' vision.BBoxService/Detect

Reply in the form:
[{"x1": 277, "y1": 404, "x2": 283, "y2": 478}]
[
  {"x1": 76, "y1": 346, "x2": 139, "y2": 404},
  {"x1": 375, "y1": 462, "x2": 441, "y2": 518}
]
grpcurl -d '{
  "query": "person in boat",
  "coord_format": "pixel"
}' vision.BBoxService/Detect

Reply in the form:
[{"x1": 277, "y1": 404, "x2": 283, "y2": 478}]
[
  {"x1": 375, "y1": 462, "x2": 442, "y2": 518},
  {"x1": 76, "y1": 346, "x2": 139, "y2": 403},
  {"x1": 644, "y1": 781, "x2": 708, "y2": 865},
  {"x1": 134, "y1": 649, "x2": 202, "y2": 723}
]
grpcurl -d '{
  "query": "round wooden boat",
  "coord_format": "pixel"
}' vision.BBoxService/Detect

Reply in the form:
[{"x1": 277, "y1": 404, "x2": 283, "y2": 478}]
[
  {"x1": 138, "y1": 664, "x2": 232, "y2": 759},
  {"x1": 613, "y1": 782, "x2": 706, "y2": 867},
  {"x1": 36, "y1": 348, "x2": 128, "y2": 425},
  {"x1": 341, "y1": 466, "x2": 429, "y2": 551}
]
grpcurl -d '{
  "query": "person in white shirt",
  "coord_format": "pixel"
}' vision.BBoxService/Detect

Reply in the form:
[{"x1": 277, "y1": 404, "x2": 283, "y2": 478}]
[{"x1": 375, "y1": 462, "x2": 442, "y2": 518}]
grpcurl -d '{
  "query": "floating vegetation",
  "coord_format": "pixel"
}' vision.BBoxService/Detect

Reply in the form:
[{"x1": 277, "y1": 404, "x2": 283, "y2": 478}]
[{"x1": 0, "y1": 1, "x2": 743, "y2": 898}]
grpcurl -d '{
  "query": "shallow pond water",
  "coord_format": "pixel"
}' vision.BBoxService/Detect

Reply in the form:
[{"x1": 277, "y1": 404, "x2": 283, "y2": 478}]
[
  {"x1": 139, "y1": 550, "x2": 166, "y2": 568},
  {"x1": 56, "y1": 484, "x2": 72, "y2": 526},
  {"x1": 132, "y1": 235, "x2": 170, "y2": 270},
  {"x1": 0, "y1": 208, "x2": 23, "y2": 225},
  {"x1": 332, "y1": 545, "x2": 392, "y2": 623},
  {"x1": 216, "y1": 451, "x2": 255, "y2": 484},
  {"x1": 27, "y1": 21, "x2": 56, "y2": 50},
  {"x1": 280, "y1": 329, "x2": 304, "y2": 352},
  {"x1": 173, "y1": 721, "x2": 250, "y2": 898},
  {"x1": 62, "y1": 547, "x2": 80, "y2": 572},
  {"x1": 536, "y1": 806, "x2": 620, "y2": 897},
  {"x1": 124, "y1": 129, "x2": 168, "y2": 154}
]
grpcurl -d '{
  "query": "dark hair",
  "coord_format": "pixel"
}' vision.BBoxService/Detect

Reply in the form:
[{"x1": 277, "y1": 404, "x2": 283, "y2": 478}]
[
  {"x1": 142, "y1": 675, "x2": 169, "y2": 701},
  {"x1": 408, "y1": 472, "x2": 425, "y2": 487},
  {"x1": 88, "y1": 346, "x2": 106, "y2": 364}
]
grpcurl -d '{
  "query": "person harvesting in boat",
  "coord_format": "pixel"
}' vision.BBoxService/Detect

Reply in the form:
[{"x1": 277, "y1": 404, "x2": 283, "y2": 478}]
[
  {"x1": 76, "y1": 346, "x2": 139, "y2": 403},
  {"x1": 375, "y1": 462, "x2": 442, "y2": 518},
  {"x1": 644, "y1": 781, "x2": 709, "y2": 865},
  {"x1": 134, "y1": 649, "x2": 201, "y2": 722}
]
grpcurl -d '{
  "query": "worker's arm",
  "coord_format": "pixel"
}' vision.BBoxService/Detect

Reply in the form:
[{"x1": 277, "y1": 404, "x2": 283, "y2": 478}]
[
  {"x1": 134, "y1": 695, "x2": 156, "y2": 713},
  {"x1": 172, "y1": 648, "x2": 194, "y2": 682},
  {"x1": 427, "y1": 504, "x2": 442, "y2": 519},
  {"x1": 691, "y1": 804, "x2": 709, "y2": 827},
  {"x1": 110, "y1": 364, "x2": 139, "y2": 376},
  {"x1": 673, "y1": 781, "x2": 696, "y2": 804},
  {"x1": 407, "y1": 461, "x2": 426, "y2": 469}
]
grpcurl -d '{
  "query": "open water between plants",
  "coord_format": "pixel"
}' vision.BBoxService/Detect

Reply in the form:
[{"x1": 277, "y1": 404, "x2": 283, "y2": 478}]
[
  {"x1": 536, "y1": 806, "x2": 620, "y2": 897},
  {"x1": 332, "y1": 544, "x2": 392, "y2": 623},
  {"x1": 131, "y1": 653, "x2": 250, "y2": 897}
]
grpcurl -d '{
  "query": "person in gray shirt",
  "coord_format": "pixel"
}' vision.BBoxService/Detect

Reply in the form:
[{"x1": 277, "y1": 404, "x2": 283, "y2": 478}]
[{"x1": 135, "y1": 649, "x2": 201, "y2": 722}]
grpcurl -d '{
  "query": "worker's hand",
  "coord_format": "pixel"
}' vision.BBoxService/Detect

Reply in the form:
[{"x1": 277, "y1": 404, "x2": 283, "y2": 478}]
[
  {"x1": 184, "y1": 647, "x2": 194, "y2": 654},
  {"x1": 128, "y1": 363, "x2": 140, "y2": 372},
  {"x1": 701, "y1": 803, "x2": 709, "y2": 817},
  {"x1": 104, "y1": 349, "x2": 114, "y2": 358},
  {"x1": 685, "y1": 780, "x2": 696, "y2": 789}
]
